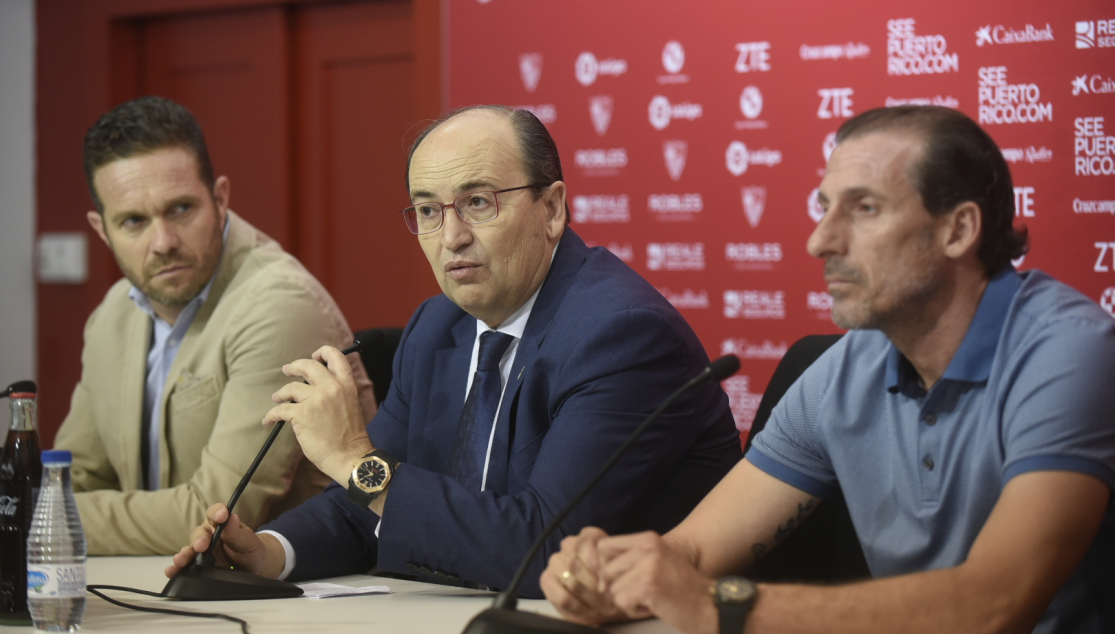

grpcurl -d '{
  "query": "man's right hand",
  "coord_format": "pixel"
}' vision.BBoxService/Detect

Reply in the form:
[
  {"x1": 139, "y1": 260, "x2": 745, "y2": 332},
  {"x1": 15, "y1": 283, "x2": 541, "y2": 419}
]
[
  {"x1": 164, "y1": 502, "x2": 287, "y2": 580},
  {"x1": 541, "y1": 526, "x2": 631, "y2": 625}
]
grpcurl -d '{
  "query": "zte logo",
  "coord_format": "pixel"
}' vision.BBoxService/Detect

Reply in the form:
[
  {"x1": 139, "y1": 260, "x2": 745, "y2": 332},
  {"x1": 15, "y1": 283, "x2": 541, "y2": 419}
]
[
  {"x1": 817, "y1": 88, "x2": 854, "y2": 119},
  {"x1": 1095, "y1": 242, "x2": 1115, "y2": 272},
  {"x1": 1014, "y1": 187, "x2": 1035, "y2": 217},
  {"x1": 734, "y1": 42, "x2": 771, "y2": 72}
]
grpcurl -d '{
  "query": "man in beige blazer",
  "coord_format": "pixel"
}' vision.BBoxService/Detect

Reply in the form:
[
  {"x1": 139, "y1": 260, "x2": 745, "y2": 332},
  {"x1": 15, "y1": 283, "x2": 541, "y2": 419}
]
[{"x1": 54, "y1": 96, "x2": 375, "y2": 555}]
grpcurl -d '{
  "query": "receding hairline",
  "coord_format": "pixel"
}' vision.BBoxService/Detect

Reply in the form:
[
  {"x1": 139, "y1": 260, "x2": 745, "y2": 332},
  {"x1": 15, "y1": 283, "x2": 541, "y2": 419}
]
[{"x1": 406, "y1": 109, "x2": 526, "y2": 196}]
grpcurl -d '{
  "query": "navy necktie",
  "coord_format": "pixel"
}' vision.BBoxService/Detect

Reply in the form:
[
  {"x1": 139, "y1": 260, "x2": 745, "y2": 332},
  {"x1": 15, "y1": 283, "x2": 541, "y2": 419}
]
[{"x1": 447, "y1": 331, "x2": 515, "y2": 490}]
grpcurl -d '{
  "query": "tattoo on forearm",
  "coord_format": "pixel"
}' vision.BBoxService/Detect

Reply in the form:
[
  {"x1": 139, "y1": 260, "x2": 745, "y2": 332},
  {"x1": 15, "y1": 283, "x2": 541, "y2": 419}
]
[
  {"x1": 749, "y1": 498, "x2": 820, "y2": 564},
  {"x1": 773, "y1": 498, "x2": 817, "y2": 542}
]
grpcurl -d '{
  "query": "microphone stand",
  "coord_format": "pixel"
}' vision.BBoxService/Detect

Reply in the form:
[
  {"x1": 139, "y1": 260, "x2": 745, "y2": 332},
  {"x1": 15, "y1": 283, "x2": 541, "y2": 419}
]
[
  {"x1": 162, "y1": 339, "x2": 364, "y2": 600},
  {"x1": 461, "y1": 355, "x2": 740, "y2": 634}
]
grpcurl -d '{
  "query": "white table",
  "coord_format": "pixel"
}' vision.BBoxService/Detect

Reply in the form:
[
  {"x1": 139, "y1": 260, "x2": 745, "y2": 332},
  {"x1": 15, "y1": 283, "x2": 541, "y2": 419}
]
[{"x1": 0, "y1": 557, "x2": 682, "y2": 633}]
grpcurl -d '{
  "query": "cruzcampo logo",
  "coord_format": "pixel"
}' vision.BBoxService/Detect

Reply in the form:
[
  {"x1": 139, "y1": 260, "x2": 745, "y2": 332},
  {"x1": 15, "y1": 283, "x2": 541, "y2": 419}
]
[{"x1": 27, "y1": 570, "x2": 49, "y2": 594}]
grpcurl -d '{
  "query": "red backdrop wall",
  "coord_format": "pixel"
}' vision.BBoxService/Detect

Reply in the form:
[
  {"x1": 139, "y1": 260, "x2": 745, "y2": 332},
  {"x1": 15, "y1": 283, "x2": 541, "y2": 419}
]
[{"x1": 446, "y1": 0, "x2": 1115, "y2": 437}]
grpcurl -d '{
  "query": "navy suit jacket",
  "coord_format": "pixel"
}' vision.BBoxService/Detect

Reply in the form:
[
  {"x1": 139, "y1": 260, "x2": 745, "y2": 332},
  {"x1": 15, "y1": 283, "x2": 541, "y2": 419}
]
[{"x1": 264, "y1": 228, "x2": 742, "y2": 597}]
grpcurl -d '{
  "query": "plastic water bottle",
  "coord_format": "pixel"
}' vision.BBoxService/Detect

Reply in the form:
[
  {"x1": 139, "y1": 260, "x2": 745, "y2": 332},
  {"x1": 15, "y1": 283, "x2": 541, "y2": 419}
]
[{"x1": 26, "y1": 450, "x2": 86, "y2": 632}]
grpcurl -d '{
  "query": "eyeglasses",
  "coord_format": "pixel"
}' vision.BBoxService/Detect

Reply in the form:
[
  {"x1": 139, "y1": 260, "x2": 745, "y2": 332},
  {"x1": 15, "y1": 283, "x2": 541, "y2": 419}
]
[{"x1": 400, "y1": 184, "x2": 549, "y2": 235}]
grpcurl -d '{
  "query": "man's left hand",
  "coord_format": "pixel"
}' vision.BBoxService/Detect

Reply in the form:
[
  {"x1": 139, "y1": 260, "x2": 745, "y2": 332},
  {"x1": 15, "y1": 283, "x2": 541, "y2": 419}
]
[
  {"x1": 264, "y1": 345, "x2": 373, "y2": 484},
  {"x1": 597, "y1": 531, "x2": 719, "y2": 634}
]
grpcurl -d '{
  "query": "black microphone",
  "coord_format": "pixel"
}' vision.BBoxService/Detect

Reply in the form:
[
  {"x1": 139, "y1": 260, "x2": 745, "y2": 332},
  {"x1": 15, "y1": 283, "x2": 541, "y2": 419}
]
[
  {"x1": 162, "y1": 339, "x2": 364, "y2": 600},
  {"x1": 460, "y1": 355, "x2": 741, "y2": 634}
]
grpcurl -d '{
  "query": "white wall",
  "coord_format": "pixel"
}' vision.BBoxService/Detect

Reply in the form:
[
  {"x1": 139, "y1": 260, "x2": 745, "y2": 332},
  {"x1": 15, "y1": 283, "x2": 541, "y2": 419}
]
[{"x1": 0, "y1": 0, "x2": 37, "y2": 436}]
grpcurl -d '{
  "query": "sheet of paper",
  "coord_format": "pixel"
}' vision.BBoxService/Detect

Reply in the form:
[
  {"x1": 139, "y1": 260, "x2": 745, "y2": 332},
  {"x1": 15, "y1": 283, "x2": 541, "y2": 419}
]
[{"x1": 296, "y1": 582, "x2": 392, "y2": 599}]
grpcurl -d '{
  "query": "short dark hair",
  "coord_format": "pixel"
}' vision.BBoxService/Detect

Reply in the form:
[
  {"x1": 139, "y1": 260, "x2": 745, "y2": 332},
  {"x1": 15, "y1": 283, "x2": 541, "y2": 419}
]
[
  {"x1": 83, "y1": 96, "x2": 215, "y2": 213},
  {"x1": 405, "y1": 105, "x2": 568, "y2": 222},
  {"x1": 835, "y1": 105, "x2": 1027, "y2": 275}
]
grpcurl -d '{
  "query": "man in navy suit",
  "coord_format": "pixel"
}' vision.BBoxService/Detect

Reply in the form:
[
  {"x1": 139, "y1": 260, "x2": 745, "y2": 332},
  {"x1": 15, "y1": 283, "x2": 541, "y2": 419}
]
[{"x1": 167, "y1": 105, "x2": 742, "y2": 597}]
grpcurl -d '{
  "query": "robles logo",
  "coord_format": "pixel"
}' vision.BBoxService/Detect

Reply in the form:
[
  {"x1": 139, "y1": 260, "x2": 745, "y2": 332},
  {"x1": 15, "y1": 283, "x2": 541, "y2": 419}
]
[
  {"x1": 589, "y1": 96, "x2": 613, "y2": 136},
  {"x1": 726, "y1": 141, "x2": 782, "y2": 176},
  {"x1": 649, "y1": 193, "x2": 702, "y2": 220},
  {"x1": 519, "y1": 53, "x2": 542, "y2": 93},
  {"x1": 575, "y1": 52, "x2": 627, "y2": 87},
  {"x1": 574, "y1": 148, "x2": 627, "y2": 177},
  {"x1": 648, "y1": 96, "x2": 703, "y2": 130},
  {"x1": 887, "y1": 18, "x2": 958, "y2": 76},
  {"x1": 725, "y1": 242, "x2": 783, "y2": 271},
  {"x1": 978, "y1": 66, "x2": 1052, "y2": 125}
]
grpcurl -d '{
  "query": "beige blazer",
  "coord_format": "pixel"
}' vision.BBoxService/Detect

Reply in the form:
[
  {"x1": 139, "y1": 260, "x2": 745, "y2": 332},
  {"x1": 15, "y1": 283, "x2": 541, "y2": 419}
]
[{"x1": 55, "y1": 211, "x2": 375, "y2": 555}]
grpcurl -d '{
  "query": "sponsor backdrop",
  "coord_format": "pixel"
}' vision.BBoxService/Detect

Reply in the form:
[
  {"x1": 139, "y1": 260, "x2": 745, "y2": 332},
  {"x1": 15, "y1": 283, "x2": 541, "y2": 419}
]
[{"x1": 447, "y1": 0, "x2": 1115, "y2": 440}]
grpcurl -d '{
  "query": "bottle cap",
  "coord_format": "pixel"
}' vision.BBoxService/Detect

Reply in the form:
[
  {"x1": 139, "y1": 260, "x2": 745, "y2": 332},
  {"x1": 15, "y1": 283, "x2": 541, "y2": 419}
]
[
  {"x1": 8, "y1": 393, "x2": 36, "y2": 400},
  {"x1": 41, "y1": 450, "x2": 72, "y2": 464}
]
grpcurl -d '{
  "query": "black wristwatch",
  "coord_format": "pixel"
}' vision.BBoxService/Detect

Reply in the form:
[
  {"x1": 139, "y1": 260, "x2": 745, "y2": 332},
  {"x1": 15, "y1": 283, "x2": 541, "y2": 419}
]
[
  {"x1": 712, "y1": 576, "x2": 757, "y2": 634},
  {"x1": 346, "y1": 449, "x2": 400, "y2": 508}
]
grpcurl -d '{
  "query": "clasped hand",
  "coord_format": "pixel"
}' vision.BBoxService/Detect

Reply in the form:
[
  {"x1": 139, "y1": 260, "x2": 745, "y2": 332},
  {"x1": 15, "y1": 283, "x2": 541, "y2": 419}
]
[
  {"x1": 263, "y1": 345, "x2": 373, "y2": 485},
  {"x1": 541, "y1": 527, "x2": 720, "y2": 634}
]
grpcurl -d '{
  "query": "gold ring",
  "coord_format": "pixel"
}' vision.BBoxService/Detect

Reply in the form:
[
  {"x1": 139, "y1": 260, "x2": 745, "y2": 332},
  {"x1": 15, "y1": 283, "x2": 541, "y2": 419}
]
[{"x1": 560, "y1": 570, "x2": 573, "y2": 583}]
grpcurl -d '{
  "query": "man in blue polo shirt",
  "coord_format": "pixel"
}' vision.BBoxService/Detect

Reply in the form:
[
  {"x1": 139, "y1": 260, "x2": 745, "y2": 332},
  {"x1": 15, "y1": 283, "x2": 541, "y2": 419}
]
[{"x1": 542, "y1": 106, "x2": 1115, "y2": 634}]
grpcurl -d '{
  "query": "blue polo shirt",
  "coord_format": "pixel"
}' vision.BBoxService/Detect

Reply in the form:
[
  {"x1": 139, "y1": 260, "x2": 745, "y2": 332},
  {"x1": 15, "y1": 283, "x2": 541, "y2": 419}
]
[{"x1": 748, "y1": 268, "x2": 1115, "y2": 632}]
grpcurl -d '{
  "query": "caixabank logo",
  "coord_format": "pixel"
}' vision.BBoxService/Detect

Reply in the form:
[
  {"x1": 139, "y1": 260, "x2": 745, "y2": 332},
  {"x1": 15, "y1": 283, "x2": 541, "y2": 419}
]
[
  {"x1": 658, "y1": 288, "x2": 710, "y2": 309},
  {"x1": 1075, "y1": 116, "x2": 1115, "y2": 176},
  {"x1": 978, "y1": 66, "x2": 1052, "y2": 125},
  {"x1": 887, "y1": 18, "x2": 958, "y2": 76},
  {"x1": 1076, "y1": 19, "x2": 1115, "y2": 48},
  {"x1": 1073, "y1": 74, "x2": 1115, "y2": 96},
  {"x1": 720, "y1": 339, "x2": 789, "y2": 361},
  {"x1": 975, "y1": 23, "x2": 1053, "y2": 47}
]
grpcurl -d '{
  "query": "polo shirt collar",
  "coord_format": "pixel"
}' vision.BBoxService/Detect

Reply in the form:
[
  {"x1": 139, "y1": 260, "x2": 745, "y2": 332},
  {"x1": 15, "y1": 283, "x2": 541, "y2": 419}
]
[{"x1": 886, "y1": 266, "x2": 1022, "y2": 393}]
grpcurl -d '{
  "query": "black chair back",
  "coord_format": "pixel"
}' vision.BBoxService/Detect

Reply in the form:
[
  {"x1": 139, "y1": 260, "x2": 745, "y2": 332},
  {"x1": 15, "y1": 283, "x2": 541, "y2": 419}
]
[
  {"x1": 745, "y1": 334, "x2": 872, "y2": 583},
  {"x1": 353, "y1": 328, "x2": 404, "y2": 406}
]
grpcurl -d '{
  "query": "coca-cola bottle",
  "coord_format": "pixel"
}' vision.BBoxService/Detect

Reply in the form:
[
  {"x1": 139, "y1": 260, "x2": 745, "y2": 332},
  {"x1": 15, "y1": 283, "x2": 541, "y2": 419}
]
[{"x1": 0, "y1": 380, "x2": 42, "y2": 624}]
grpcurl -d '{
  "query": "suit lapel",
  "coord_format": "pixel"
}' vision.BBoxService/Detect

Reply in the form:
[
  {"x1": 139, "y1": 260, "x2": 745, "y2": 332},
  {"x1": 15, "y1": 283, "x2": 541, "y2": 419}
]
[
  {"x1": 427, "y1": 313, "x2": 476, "y2": 467},
  {"x1": 486, "y1": 229, "x2": 589, "y2": 494},
  {"x1": 118, "y1": 308, "x2": 152, "y2": 492}
]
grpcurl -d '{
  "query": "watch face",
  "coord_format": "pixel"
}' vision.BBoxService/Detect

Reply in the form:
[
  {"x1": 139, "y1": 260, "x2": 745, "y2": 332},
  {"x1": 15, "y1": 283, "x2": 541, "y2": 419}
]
[
  {"x1": 718, "y1": 578, "x2": 756, "y2": 603},
  {"x1": 356, "y1": 457, "x2": 390, "y2": 492}
]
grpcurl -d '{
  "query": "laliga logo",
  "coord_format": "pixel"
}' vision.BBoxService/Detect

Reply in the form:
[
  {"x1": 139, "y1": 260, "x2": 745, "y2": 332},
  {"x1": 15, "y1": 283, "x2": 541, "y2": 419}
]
[
  {"x1": 664, "y1": 140, "x2": 688, "y2": 182},
  {"x1": 576, "y1": 52, "x2": 599, "y2": 86},
  {"x1": 590, "y1": 96, "x2": 613, "y2": 136},
  {"x1": 726, "y1": 141, "x2": 750, "y2": 176},
  {"x1": 741, "y1": 186, "x2": 766, "y2": 228},
  {"x1": 740, "y1": 86, "x2": 763, "y2": 119},
  {"x1": 1101, "y1": 288, "x2": 1115, "y2": 317},
  {"x1": 648, "y1": 95, "x2": 702, "y2": 130},
  {"x1": 662, "y1": 41, "x2": 685, "y2": 74},
  {"x1": 520, "y1": 53, "x2": 542, "y2": 93}
]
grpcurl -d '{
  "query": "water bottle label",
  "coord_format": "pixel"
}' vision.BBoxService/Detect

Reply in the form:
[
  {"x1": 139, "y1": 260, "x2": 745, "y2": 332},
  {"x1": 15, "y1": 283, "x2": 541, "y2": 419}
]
[{"x1": 27, "y1": 563, "x2": 86, "y2": 599}]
